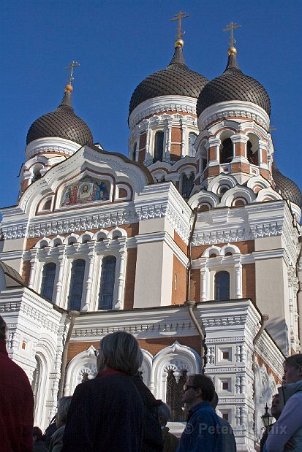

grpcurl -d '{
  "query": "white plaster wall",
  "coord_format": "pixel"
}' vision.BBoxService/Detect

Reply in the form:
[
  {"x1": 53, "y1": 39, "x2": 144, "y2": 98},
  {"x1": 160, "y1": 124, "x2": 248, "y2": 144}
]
[
  {"x1": 254, "y1": 236, "x2": 282, "y2": 251},
  {"x1": 139, "y1": 217, "x2": 174, "y2": 236},
  {"x1": 255, "y1": 257, "x2": 289, "y2": 354},
  {"x1": 134, "y1": 240, "x2": 173, "y2": 308},
  {"x1": 1, "y1": 238, "x2": 25, "y2": 253}
]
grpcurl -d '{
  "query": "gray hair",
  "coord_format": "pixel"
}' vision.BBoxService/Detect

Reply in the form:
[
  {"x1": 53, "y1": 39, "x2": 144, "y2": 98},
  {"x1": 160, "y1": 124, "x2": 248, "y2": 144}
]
[
  {"x1": 158, "y1": 402, "x2": 171, "y2": 426},
  {"x1": 99, "y1": 331, "x2": 143, "y2": 376},
  {"x1": 0, "y1": 316, "x2": 6, "y2": 341},
  {"x1": 56, "y1": 396, "x2": 72, "y2": 427}
]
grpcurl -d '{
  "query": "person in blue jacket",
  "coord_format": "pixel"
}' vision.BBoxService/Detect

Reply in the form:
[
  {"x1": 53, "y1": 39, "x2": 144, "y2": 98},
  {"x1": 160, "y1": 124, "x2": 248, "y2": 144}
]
[{"x1": 177, "y1": 374, "x2": 223, "y2": 452}]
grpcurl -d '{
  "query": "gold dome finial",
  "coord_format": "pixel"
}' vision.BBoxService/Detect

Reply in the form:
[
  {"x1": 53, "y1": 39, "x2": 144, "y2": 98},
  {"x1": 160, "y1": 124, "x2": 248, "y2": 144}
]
[
  {"x1": 223, "y1": 21, "x2": 241, "y2": 54},
  {"x1": 171, "y1": 11, "x2": 188, "y2": 47}
]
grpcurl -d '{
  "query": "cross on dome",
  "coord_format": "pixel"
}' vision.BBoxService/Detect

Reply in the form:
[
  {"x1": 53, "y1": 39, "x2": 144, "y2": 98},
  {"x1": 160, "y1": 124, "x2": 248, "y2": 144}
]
[{"x1": 170, "y1": 11, "x2": 189, "y2": 47}]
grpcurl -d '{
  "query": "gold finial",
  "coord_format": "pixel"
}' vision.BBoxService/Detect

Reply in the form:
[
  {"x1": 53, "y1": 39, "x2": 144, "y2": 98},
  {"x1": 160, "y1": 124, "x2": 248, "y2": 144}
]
[
  {"x1": 65, "y1": 61, "x2": 80, "y2": 91},
  {"x1": 171, "y1": 11, "x2": 189, "y2": 47},
  {"x1": 223, "y1": 22, "x2": 241, "y2": 50}
]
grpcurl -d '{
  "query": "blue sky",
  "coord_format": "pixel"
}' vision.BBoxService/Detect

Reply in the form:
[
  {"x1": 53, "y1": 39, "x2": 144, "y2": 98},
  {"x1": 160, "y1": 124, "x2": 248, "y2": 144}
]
[{"x1": 1, "y1": 0, "x2": 301, "y2": 208}]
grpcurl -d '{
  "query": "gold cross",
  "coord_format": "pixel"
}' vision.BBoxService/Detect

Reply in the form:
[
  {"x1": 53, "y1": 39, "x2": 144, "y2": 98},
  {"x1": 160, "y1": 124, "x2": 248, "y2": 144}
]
[
  {"x1": 223, "y1": 22, "x2": 241, "y2": 47},
  {"x1": 171, "y1": 11, "x2": 189, "y2": 40},
  {"x1": 66, "y1": 61, "x2": 80, "y2": 86}
]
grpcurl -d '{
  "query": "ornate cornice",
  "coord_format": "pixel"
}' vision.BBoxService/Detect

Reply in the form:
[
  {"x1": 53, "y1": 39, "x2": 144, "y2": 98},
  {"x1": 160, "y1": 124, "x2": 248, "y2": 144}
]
[
  {"x1": 129, "y1": 95, "x2": 198, "y2": 129},
  {"x1": 198, "y1": 100, "x2": 270, "y2": 131}
]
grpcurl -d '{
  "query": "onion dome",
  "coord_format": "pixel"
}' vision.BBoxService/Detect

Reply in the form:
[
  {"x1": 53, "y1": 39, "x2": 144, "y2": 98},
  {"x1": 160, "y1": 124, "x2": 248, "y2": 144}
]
[
  {"x1": 26, "y1": 84, "x2": 93, "y2": 146},
  {"x1": 129, "y1": 40, "x2": 208, "y2": 115},
  {"x1": 272, "y1": 164, "x2": 302, "y2": 208},
  {"x1": 197, "y1": 46, "x2": 271, "y2": 117}
]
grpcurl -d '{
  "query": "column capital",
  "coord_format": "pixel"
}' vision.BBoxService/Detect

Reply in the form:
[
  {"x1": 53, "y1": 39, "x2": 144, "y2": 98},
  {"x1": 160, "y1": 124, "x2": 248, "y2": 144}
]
[{"x1": 231, "y1": 134, "x2": 249, "y2": 144}]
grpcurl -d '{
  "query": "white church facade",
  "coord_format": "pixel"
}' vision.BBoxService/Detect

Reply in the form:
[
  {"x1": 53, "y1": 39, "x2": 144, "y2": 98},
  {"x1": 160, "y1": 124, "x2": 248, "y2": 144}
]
[{"x1": 0, "y1": 23, "x2": 301, "y2": 451}]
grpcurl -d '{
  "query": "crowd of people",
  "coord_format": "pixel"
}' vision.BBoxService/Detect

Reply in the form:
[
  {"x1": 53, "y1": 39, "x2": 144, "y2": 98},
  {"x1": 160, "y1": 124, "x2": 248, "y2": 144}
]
[{"x1": 1, "y1": 313, "x2": 302, "y2": 451}]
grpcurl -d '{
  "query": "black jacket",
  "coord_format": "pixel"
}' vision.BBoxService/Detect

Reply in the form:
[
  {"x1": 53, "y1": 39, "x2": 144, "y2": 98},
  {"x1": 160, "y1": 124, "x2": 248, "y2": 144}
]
[{"x1": 62, "y1": 372, "x2": 144, "y2": 452}]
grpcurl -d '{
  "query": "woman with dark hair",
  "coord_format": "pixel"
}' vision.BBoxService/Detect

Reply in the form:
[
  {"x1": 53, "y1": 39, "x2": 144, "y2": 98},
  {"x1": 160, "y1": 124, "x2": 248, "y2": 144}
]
[{"x1": 62, "y1": 331, "x2": 144, "y2": 452}]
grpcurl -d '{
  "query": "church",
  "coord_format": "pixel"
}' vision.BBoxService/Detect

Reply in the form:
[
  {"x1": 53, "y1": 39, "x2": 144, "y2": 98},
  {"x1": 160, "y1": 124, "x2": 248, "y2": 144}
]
[{"x1": 0, "y1": 16, "x2": 301, "y2": 451}]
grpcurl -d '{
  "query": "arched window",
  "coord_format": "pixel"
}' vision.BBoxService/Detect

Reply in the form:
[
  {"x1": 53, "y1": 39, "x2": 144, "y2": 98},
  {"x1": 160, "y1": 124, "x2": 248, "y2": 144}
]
[
  {"x1": 132, "y1": 143, "x2": 137, "y2": 161},
  {"x1": 68, "y1": 259, "x2": 86, "y2": 310},
  {"x1": 188, "y1": 132, "x2": 198, "y2": 157},
  {"x1": 40, "y1": 262, "x2": 56, "y2": 301},
  {"x1": 154, "y1": 131, "x2": 164, "y2": 162},
  {"x1": 98, "y1": 256, "x2": 116, "y2": 310},
  {"x1": 220, "y1": 138, "x2": 233, "y2": 164},
  {"x1": 247, "y1": 141, "x2": 259, "y2": 165},
  {"x1": 181, "y1": 172, "x2": 195, "y2": 198},
  {"x1": 214, "y1": 271, "x2": 230, "y2": 301},
  {"x1": 166, "y1": 369, "x2": 187, "y2": 421}
]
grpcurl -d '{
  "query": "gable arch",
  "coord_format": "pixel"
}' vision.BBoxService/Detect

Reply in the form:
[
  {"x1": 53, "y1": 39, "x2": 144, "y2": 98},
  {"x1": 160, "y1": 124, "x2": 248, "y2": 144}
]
[
  {"x1": 64, "y1": 346, "x2": 98, "y2": 396},
  {"x1": 151, "y1": 341, "x2": 201, "y2": 400}
]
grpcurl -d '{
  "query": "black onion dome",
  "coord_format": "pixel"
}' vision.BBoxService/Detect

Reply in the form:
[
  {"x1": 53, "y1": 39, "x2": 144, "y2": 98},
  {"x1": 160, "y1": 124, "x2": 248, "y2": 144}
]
[
  {"x1": 26, "y1": 88, "x2": 93, "y2": 146},
  {"x1": 129, "y1": 45, "x2": 208, "y2": 115},
  {"x1": 272, "y1": 164, "x2": 302, "y2": 208},
  {"x1": 197, "y1": 49, "x2": 271, "y2": 117}
]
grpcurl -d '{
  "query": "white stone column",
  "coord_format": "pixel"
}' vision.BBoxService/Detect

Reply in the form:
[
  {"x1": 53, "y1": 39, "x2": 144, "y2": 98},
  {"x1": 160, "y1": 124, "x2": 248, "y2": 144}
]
[
  {"x1": 115, "y1": 243, "x2": 127, "y2": 309},
  {"x1": 259, "y1": 140, "x2": 268, "y2": 169},
  {"x1": 144, "y1": 122, "x2": 153, "y2": 165},
  {"x1": 54, "y1": 248, "x2": 66, "y2": 307},
  {"x1": 28, "y1": 249, "x2": 38, "y2": 289},
  {"x1": 207, "y1": 137, "x2": 220, "y2": 166},
  {"x1": 82, "y1": 246, "x2": 95, "y2": 311},
  {"x1": 163, "y1": 119, "x2": 172, "y2": 162},
  {"x1": 200, "y1": 265, "x2": 209, "y2": 301},
  {"x1": 181, "y1": 118, "x2": 188, "y2": 156},
  {"x1": 235, "y1": 262, "x2": 242, "y2": 298}
]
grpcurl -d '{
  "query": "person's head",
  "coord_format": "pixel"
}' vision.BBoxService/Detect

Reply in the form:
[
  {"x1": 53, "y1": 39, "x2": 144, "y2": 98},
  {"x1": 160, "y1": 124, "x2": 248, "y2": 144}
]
[
  {"x1": 0, "y1": 316, "x2": 6, "y2": 341},
  {"x1": 182, "y1": 374, "x2": 215, "y2": 409},
  {"x1": 158, "y1": 402, "x2": 171, "y2": 427},
  {"x1": 56, "y1": 396, "x2": 72, "y2": 428},
  {"x1": 283, "y1": 354, "x2": 302, "y2": 384},
  {"x1": 33, "y1": 426, "x2": 43, "y2": 442},
  {"x1": 98, "y1": 331, "x2": 143, "y2": 376},
  {"x1": 271, "y1": 393, "x2": 281, "y2": 420}
]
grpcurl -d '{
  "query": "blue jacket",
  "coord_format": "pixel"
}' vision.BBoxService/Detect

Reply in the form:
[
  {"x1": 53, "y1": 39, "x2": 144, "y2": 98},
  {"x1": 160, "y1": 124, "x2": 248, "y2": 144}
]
[{"x1": 177, "y1": 402, "x2": 223, "y2": 452}]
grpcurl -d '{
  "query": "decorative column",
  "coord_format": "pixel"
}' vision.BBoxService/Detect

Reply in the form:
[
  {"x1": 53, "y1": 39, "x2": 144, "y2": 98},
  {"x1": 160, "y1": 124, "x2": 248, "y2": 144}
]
[
  {"x1": 164, "y1": 120, "x2": 172, "y2": 162},
  {"x1": 207, "y1": 138, "x2": 220, "y2": 166},
  {"x1": 144, "y1": 122, "x2": 153, "y2": 165},
  {"x1": 54, "y1": 247, "x2": 66, "y2": 308},
  {"x1": 181, "y1": 117, "x2": 188, "y2": 157},
  {"x1": 258, "y1": 140, "x2": 268, "y2": 168},
  {"x1": 234, "y1": 260, "x2": 242, "y2": 298},
  {"x1": 200, "y1": 265, "x2": 209, "y2": 301},
  {"x1": 28, "y1": 249, "x2": 39, "y2": 289},
  {"x1": 115, "y1": 241, "x2": 127, "y2": 309},
  {"x1": 82, "y1": 245, "x2": 95, "y2": 311},
  {"x1": 231, "y1": 134, "x2": 249, "y2": 162}
]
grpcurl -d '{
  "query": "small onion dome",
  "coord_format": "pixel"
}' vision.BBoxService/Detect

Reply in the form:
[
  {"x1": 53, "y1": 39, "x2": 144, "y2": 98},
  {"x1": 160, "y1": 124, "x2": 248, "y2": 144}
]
[
  {"x1": 272, "y1": 164, "x2": 302, "y2": 208},
  {"x1": 197, "y1": 47, "x2": 271, "y2": 117},
  {"x1": 129, "y1": 41, "x2": 208, "y2": 115},
  {"x1": 26, "y1": 85, "x2": 93, "y2": 146}
]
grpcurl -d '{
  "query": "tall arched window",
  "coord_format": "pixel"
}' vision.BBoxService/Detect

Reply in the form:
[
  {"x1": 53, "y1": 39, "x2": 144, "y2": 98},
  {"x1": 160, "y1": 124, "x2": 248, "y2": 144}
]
[
  {"x1": 188, "y1": 132, "x2": 198, "y2": 157},
  {"x1": 154, "y1": 131, "x2": 164, "y2": 162},
  {"x1": 40, "y1": 262, "x2": 56, "y2": 301},
  {"x1": 166, "y1": 369, "x2": 187, "y2": 421},
  {"x1": 247, "y1": 140, "x2": 259, "y2": 165},
  {"x1": 98, "y1": 256, "x2": 116, "y2": 310},
  {"x1": 132, "y1": 142, "x2": 137, "y2": 161},
  {"x1": 214, "y1": 271, "x2": 230, "y2": 301},
  {"x1": 220, "y1": 138, "x2": 233, "y2": 164},
  {"x1": 68, "y1": 259, "x2": 86, "y2": 310},
  {"x1": 181, "y1": 172, "x2": 195, "y2": 198}
]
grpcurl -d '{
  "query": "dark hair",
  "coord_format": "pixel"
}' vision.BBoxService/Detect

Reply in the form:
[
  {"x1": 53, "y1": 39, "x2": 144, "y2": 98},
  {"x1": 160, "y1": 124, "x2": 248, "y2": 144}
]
[
  {"x1": 284, "y1": 354, "x2": 302, "y2": 369},
  {"x1": 0, "y1": 316, "x2": 6, "y2": 341},
  {"x1": 210, "y1": 391, "x2": 219, "y2": 409},
  {"x1": 33, "y1": 426, "x2": 43, "y2": 440},
  {"x1": 191, "y1": 374, "x2": 215, "y2": 402}
]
